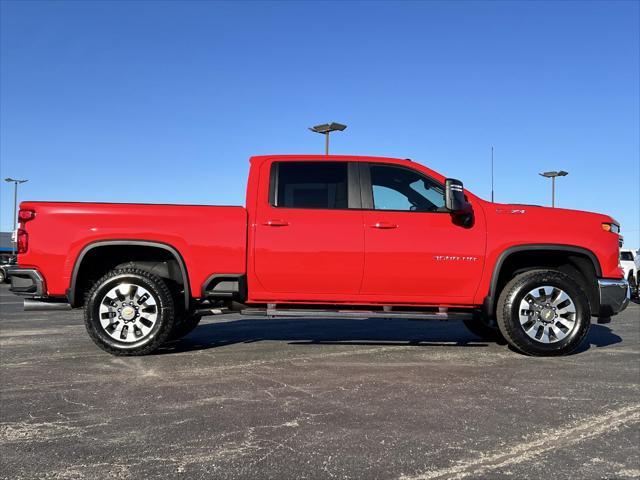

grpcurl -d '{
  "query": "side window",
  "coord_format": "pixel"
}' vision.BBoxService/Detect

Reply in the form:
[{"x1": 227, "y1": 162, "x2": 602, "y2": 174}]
[
  {"x1": 274, "y1": 162, "x2": 348, "y2": 209},
  {"x1": 620, "y1": 252, "x2": 633, "y2": 261},
  {"x1": 370, "y1": 165, "x2": 445, "y2": 212}
]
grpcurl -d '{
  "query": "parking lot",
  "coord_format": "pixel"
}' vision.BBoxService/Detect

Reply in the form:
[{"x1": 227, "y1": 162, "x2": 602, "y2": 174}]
[{"x1": 0, "y1": 283, "x2": 638, "y2": 479}]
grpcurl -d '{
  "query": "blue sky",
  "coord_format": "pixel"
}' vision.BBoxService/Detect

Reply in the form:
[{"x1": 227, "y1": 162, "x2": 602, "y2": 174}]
[{"x1": 1, "y1": 1, "x2": 638, "y2": 248}]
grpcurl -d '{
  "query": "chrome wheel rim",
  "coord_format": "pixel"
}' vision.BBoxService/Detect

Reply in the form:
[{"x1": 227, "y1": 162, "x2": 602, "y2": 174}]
[
  {"x1": 98, "y1": 283, "x2": 158, "y2": 343},
  {"x1": 518, "y1": 285, "x2": 577, "y2": 344}
]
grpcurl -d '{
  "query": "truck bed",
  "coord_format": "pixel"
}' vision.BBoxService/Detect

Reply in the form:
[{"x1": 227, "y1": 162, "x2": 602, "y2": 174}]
[{"x1": 18, "y1": 201, "x2": 248, "y2": 298}]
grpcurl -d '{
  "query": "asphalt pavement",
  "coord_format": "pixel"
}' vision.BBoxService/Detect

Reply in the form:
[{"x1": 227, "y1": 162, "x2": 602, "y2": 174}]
[{"x1": 1, "y1": 283, "x2": 638, "y2": 479}]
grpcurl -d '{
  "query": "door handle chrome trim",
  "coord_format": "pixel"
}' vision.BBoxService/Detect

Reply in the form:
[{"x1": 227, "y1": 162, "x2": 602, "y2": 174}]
[
  {"x1": 371, "y1": 222, "x2": 398, "y2": 229},
  {"x1": 264, "y1": 219, "x2": 289, "y2": 227}
]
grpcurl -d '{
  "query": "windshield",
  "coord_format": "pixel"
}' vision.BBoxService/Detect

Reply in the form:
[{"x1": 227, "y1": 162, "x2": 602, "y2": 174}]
[{"x1": 620, "y1": 252, "x2": 633, "y2": 261}]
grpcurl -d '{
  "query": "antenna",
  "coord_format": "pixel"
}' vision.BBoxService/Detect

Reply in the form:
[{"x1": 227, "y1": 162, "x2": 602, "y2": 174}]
[{"x1": 491, "y1": 145, "x2": 495, "y2": 202}]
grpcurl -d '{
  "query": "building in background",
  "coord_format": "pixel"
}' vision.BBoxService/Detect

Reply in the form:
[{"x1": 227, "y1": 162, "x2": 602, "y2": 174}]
[{"x1": 0, "y1": 232, "x2": 14, "y2": 263}]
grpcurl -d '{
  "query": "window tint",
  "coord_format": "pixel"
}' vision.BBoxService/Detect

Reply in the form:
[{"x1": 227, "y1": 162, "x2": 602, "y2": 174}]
[
  {"x1": 370, "y1": 165, "x2": 445, "y2": 212},
  {"x1": 620, "y1": 252, "x2": 633, "y2": 261},
  {"x1": 275, "y1": 162, "x2": 348, "y2": 209}
]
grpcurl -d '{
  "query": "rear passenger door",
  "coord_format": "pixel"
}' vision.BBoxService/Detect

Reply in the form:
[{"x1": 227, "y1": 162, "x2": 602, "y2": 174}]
[{"x1": 253, "y1": 161, "x2": 365, "y2": 298}]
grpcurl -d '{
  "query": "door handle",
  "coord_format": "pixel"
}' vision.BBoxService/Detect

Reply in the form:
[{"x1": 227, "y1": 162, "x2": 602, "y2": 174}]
[
  {"x1": 263, "y1": 219, "x2": 289, "y2": 227},
  {"x1": 371, "y1": 222, "x2": 398, "y2": 229}
]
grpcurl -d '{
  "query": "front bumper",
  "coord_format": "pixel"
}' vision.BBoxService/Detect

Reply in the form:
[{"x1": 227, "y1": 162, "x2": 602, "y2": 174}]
[
  {"x1": 597, "y1": 278, "x2": 630, "y2": 316},
  {"x1": 8, "y1": 267, "x2": 46, "y2": 297}
]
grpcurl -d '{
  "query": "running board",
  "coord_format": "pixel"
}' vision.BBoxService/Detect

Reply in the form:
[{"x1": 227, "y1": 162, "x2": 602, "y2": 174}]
[{"x1": 241, "y1": 307, "x2": 473, "y2": 321}]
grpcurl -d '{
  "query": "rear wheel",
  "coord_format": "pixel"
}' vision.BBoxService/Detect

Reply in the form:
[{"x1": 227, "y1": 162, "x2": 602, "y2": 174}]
[
  {"x1": 0, "y1": 269, "x2": 5, "y2": 283},
  {"x1": 496, "y1": 269, "x2": 591, "y2": 356},
  {"x1": 84, "y1": 268, "x2": 175, "y2": 356}
]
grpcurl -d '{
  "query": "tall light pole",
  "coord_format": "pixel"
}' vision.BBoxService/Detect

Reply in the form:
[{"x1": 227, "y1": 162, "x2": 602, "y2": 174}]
[
  {"x1": 539, "y1": 171, "x2": 568, "y2": 208},
  {"x1": 4, "y1": 178, "x2": 28, "y2": 255},
  {"x1": 309, "y1": 122, "x2": 347, "y2": 155}
]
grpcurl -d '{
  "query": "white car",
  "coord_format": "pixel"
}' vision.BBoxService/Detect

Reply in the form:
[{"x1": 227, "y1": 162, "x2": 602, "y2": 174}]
[{"x1": 620, "y1": 249, "x2": 639, "y2": 297}]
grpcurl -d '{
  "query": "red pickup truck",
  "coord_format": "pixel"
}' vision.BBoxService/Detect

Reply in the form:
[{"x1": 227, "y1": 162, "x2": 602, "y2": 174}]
[{"x1": 8, "y1": 155, "x2": 629, "y2": 356}]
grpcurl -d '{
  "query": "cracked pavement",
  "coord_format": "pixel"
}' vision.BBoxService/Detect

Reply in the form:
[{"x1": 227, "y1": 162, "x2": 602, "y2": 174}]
[{"x1": 1, "y1": 284, "x2": 639, "y2": 479}]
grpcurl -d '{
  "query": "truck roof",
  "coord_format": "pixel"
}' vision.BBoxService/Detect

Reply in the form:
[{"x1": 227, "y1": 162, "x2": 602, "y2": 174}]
[
  {"x1": 248, "y1": 154, "x2": 448, "y2": 186},
  {"x1": 249, "y1": 154, "x2": 412, "y2": 164}
]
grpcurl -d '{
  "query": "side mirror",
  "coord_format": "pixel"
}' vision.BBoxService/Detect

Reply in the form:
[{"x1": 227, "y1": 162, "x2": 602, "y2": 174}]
[{"x1": 445, "y1": 178, "x2": 471, "y2": 213}]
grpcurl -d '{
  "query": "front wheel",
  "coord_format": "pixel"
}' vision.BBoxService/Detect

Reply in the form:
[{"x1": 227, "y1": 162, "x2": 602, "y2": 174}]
[
  {"x1": 463, "y1": 313, "x2": 504, "y2": 342},
  {"x1": 0, "y1": 269, "x2": 5, "y2": 283},
  {"x1": 496, "y1": 270, "x2": 591, "y2": 356},
  {"x1": 84, "y1": 268, "x2": 176, "y2": 356},
  {"x1": 169, "y1": 313, "x2": 202, "y2": 341}
]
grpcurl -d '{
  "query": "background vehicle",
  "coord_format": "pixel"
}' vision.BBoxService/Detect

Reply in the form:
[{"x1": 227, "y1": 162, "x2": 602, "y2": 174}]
[
  {"x1": 0, "y1": 264, "x2": 8, "y2": 283},
  {"x1": 0, "y1": 256, "x2": 16, "y2": 283},
  {"x1": 8, "y1": 155, "x2": 629, "y2": 357},
  {"x1": 620, "y1": 249, "x2": 638, "y2": 298},
  {"x1": 0, "y1": 232, "x2": 15, "y2": 282}
]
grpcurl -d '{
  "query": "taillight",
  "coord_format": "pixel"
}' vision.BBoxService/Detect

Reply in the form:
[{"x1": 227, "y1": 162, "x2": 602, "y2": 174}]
[
  {"x1": 16, "y1": 209, "x2": 35, "y2": 254},
  {"x1": 17, "y1": 228, "x2": 28, "y2": 253},
  {"x1": 18, "y1": 209, "x2": 35, "y2": 222}
]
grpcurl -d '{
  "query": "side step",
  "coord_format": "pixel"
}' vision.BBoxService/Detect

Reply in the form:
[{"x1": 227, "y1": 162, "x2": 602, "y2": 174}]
[{"x1": 241, "y1": 306, "x2": 473, "y2": 321}]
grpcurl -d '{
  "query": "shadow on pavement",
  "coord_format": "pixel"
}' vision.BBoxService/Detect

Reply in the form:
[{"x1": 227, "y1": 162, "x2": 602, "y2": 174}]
[
  {"x1": 158, "y1": 316, "x2": 624, "y2": 356},
  {"x1": 158, "y1": 317, "x2": 490, "y2": 354},
  {"x1": 579, "y1": 323, "x2": 624, "y2": 350}
]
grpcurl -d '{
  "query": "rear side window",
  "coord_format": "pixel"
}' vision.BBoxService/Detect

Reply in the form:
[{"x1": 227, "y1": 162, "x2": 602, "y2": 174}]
[{"x1": 273, "y1": 162, "x2": 348, "y2": 209}]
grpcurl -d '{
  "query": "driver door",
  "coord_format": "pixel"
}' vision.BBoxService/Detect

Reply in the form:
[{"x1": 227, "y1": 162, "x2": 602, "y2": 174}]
[{"x1": 360, "y1": 163, "x2": 486, "y2": 303}]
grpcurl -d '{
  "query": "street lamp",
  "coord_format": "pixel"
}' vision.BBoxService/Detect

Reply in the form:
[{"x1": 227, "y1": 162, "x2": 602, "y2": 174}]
[
  {"x1": 539, "y1": 171, "x2": 568, "y2": 208},
  {"x1": 4, "y1": 178, "x2": 28, "y2": 255},
  {"x1": 309, "y1": 122, "x2": 347, "y2": 155}
]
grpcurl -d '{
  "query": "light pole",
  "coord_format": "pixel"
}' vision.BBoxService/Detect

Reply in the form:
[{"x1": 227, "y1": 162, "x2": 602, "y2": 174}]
[
  {"x1": 309, "y1": 122, "x2": 347, "y2": 155},
  {"x1": 539, "y1": 171, "x2": 568, "y2": 208},
  {"x1": 4, "y1": 178, "x2": 28, "y2": 255}
]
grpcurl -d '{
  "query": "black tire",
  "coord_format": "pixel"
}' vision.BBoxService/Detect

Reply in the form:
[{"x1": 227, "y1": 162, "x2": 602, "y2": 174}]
[
  {"x1": 628, "y1": 274, "x2": 638, "y2": 299},
  {"x1": 462, "y1": 313, "x2": 504, "y2": 342},
  {"x1": 84, "y1": 268, "x2": 175, "y2": 356},
  {"x1": 496, "y1": 269, "x2": 591, "y2": 356},
  {"x1": 169, "y1": 313, "x2": 202, "y2": 341},
  {"x1": 0, "y1": 269, "x2": 5, "y2": 283}
]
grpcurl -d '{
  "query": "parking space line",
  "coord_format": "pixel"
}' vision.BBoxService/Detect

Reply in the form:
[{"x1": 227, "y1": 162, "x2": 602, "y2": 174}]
[{"x1": 400, "y1": 403, "x2": 640, "y2": 480}]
